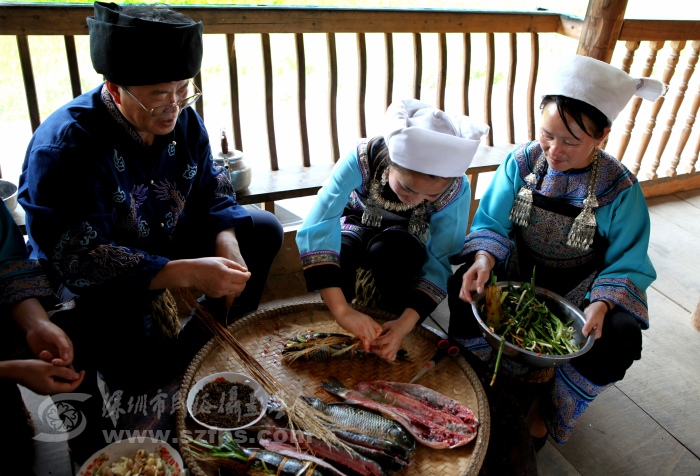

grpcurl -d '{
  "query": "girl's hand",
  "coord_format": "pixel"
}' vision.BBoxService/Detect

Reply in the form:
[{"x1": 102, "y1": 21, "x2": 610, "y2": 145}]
[
  {"x1": 371, "y1": 309, "x2": 419, "y2": 362},
  {"x1": 320, "y1": 287, "x2": 383, "y2": 352},
  {"x1": 334, "y1": 307, "x2": 383, "y2": 353}
]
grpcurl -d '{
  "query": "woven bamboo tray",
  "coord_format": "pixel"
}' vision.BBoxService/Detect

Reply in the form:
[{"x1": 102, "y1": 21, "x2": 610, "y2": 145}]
[{"x1": 177, "y1": 301, "x2": 490, "y2": 475}]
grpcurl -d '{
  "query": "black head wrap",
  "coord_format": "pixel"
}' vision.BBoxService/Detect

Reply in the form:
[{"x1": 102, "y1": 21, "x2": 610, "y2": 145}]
[{"x1": 88, "y1": 2, "x2": 203, "y2": 86}]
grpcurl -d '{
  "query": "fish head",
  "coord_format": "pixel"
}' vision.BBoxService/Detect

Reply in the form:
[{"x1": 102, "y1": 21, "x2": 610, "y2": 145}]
[{"x1": 387, "y1": 425, "x2": 416, "y2": 451}]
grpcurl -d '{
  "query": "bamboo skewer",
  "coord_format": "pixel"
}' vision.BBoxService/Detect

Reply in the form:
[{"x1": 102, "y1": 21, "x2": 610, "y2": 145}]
[{"x1": 190, "y1": 300, "x2": 355, "y2": 454}]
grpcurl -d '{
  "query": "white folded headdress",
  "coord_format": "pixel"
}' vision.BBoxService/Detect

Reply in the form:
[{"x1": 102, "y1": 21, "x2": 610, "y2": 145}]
[
  {"x1": 383, "y1": 99, "x2": 489, "y2": 178},
  {"x1": 542, "y1": 54, "x2": 667, "y2": 123}
]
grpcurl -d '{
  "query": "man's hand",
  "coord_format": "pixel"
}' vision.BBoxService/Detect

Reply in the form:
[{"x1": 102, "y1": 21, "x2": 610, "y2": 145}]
[{"x1": 150, "y1": 257, "x2": 250, "y2": 301}]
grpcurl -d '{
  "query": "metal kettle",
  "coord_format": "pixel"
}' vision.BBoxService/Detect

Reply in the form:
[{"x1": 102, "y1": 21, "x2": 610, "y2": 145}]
[{"x1": 215, "y1": 128, "x2": 251, "y2": 192}]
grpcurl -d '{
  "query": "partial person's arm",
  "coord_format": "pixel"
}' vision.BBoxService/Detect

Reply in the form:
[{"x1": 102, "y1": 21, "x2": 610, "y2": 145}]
[{"x1": 587, "y1": 182, "x2": 656, "y2": 330}]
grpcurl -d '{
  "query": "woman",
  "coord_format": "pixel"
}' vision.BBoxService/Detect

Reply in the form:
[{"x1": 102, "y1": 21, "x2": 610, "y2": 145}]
[
  {"x1": 447, "y1": 54, "x2": 666, "y2": 448},
  {"x1": 0, "y1": 201, "x2": 84, "y2": 462},
  {"x1": 297, "y1": 99, "x2": 488, "y2": 361}
]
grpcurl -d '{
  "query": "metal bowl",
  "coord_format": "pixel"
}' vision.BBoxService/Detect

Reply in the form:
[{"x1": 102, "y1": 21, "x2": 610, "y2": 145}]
[
  {"x1": 0, "y1": 179, "x2": 18, "y2": 212},
  {"x1": 470, "y1": 281, "x2": 594, "y2": 368}
]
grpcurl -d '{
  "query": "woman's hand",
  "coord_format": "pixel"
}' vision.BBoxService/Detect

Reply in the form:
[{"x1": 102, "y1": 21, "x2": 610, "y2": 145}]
[
  {"x1": 25, "y1": 319, "x2": 75, "y2": 366},
  {"x1": 459, "y1": 251, "x2": 495, "y2": 303},
  {"x1": 371, "y1": 309, "x2": 419, "y2": 362},
  {"x1": 582, "y1": 300, "x2": 611, "y2": 339},
  {"x1": 12, "y1": 298, "x2": 74, "y2": 366},
  {"x1": 320, "y1": 288, "x2": 382, "y2": 352},
  {"x1": 0, "y1": 360, "x2": 85, "y2": 395}
]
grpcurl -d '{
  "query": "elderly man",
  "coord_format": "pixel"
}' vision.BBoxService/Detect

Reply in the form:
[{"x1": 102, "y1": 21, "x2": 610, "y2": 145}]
[{"x1": 18, "y1": 1, "x2": 282, "y2": 463}]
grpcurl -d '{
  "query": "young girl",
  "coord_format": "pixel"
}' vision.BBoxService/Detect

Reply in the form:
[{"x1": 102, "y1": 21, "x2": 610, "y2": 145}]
[{"x1": 296, "y1": 99, "x2": 488, "y2": 361}]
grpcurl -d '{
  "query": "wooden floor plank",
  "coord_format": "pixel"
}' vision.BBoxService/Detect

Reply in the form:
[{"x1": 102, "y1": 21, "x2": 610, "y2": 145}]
[
  {"x1": 647, "y1": 193, "x2": 700, "y2": 237},
  {"x1": 536, "y1": 443, "x2": 581, "y2": 476},
  {"x1": 646, "y1": 201, "x2": 700, "y2": 311},
  {"x1": 554, "y1": 387, "x2": 700, "y2": 475},
  {"x1": 616, "y1": 287, "x2": 700, "y2": 456},
  {"x1": 674, "y1": 188, "x2": 700, "y2": 208}
]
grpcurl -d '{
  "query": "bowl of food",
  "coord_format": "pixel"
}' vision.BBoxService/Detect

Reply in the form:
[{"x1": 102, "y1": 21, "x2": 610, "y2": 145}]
[
  {"x1": 187, "y1": 371, "x2": 269, "y2": 431},
  {"x1": 471, "y1": 281, "x2": 594, "y2": 368},
  {"x1": 0, "y1": 179, "x2": 18, "y2": 212},
  {"x1": 78, "y1": 438, "x2": 183, "y2": 475}
]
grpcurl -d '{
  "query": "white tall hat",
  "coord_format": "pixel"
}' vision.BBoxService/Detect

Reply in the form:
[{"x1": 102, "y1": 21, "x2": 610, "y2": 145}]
[
  {"x1": 383, "y1": 99, "x2": 489, "y2": 178},
  {"x1": 542, "y1": 54, "x2": 667, "y2": 123}
]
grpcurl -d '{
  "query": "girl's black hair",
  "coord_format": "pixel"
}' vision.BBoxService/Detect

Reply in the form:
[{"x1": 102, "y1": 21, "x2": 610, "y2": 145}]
[{"x1": 540, "y1": 95, "x2": 610, "y2": 140}]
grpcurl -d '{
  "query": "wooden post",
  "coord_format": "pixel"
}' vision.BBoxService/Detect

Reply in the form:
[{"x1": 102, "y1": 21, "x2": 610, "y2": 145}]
[
  {"x1": 577, "y1": 0, "x2": 628, "y2": 62},
  {"x1": 692, "y1": 299, "x2": 700, "y2": 332}
]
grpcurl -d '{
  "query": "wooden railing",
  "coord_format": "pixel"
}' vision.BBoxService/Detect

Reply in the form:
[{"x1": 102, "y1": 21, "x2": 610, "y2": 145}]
[{"x1": 0, "y1": 2, "x2": 698, "y2": 225}]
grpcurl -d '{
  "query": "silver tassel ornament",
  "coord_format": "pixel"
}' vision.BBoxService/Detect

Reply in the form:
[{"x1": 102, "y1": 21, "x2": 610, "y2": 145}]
[
  {"x1": 361, "y1": 179, "x2": 383, "y2": 227},
  {"x1": 408, "y1": 200, "x2": 430, "y2": 244},
  {"x1": 566, "y1": 149, "x2": 601, "y2": 251},
  {"x1": 509, "y1": 171, "x2": 538, "y2": 227},
  {"x1": 566, "y1": 196, "x2": 598, "y2": 250}
]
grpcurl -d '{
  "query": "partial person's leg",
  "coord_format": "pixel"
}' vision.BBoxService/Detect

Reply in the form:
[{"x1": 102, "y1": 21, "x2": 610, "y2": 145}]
[
  {"x1": 339, "y1": 233, "x2": 366, "y2": 302},
  {"x1": 366, "y1": 229, "x2": 425, "y2": 315},
  {"x1": 447, "y1": 263, "x2": 484, "y2": 339},
  {"x1": 221, "y1": 207, "x2": 283, "y2": 317},
  {"x1": 544, "y1": 309, "x2": 642, "y2": 443}
]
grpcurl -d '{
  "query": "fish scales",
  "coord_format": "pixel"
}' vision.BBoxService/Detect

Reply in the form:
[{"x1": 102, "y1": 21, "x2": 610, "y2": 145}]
[
  {"x1": 303, "y1": 397, "x2": 415, "y2": 451},
  {"x1": 320, "y1": 378, "x2": 477, "y2": 449},
  {"x1": 334, "y1": 430, "x2": 413, "y2": 470}
]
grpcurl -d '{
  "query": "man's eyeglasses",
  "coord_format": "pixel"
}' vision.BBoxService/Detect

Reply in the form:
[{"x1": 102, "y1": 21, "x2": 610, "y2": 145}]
[{"x1": 120, "y1": 80, "x2": 202, "y2": 117}]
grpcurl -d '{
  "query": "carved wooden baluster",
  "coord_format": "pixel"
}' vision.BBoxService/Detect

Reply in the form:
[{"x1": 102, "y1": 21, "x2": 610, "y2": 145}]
[
  {"x1": 527, "y1": 32, "x2": 539, "y2": 142},
  {"x1": 261, "y1": 33, "x2": 277, "y2": 171},
  {"x1": 484, "y1": 33, "x2": 495, "y2": 147},
  {"x1": 384, "y1": 33, "x2": 394, "y2": 111},
  {"x1": 413, "y1": 33, "x2": 422, "y2": 101},
  {"x1": 357, "y1": 33, "x2": 367, "y2": 139},
  {"x1": 64, "y1": 36, "x2": 81, "y2": 99},
  {"x1": 506, "y1": 33, "x2": 517, "y2": 145},
  {"x1": 615, "y1": 41, "x2": 641, "y2": 164},
  {"x1": 17, "y1": 35, "x2": 40, "y2": 132},
  {"x1": 685, "y1": 134, "x2": 700, "y2": 173},
  {"x1": 227, "y1": 34, "x2": 243, "y2": 152},
  {"x1": 327, "y1": 32, "x2": 340, "y2": 163},
  {"x1": 436, "y1": 33, "x2": 447, "y2": 111},
  {"x1": 653, "y1": 40, "x2": 692, "y2": 177},
  {"x1": 295, "y1": 33, "x2": 310, "y2": 168},
  {"x1": 629, "y1": 42, "x2": 663, "y2": 175},
  {"x1": 462, "y1": 33, "x2": 472, "y2": 116},
  {"x1": 669, "y1": 40, "x2": 700, "y2": 176},
  {"x1": 643, "y1": 42, "x2": 683, "y2": 180}
]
